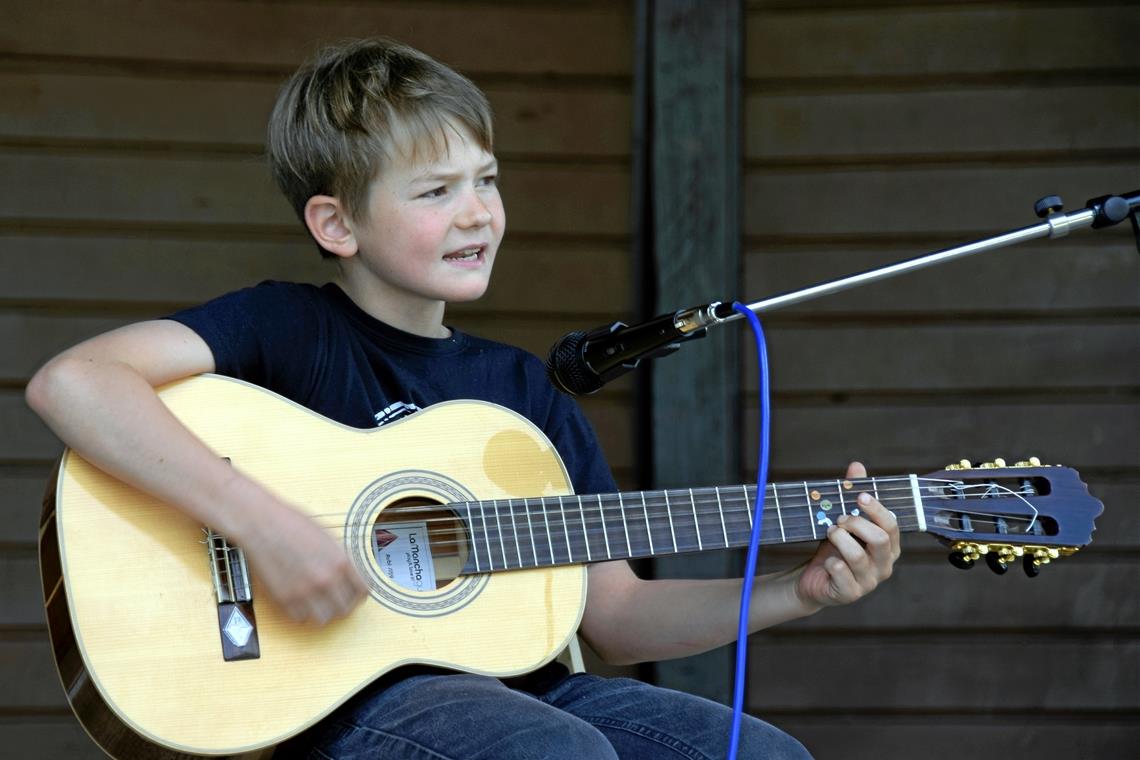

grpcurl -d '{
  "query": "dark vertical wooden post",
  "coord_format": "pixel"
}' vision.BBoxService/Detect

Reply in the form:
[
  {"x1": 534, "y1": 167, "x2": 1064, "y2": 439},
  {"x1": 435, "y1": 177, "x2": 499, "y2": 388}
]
[{"x1": 637, "y1": 0, "x2": 742, "y2": 703}]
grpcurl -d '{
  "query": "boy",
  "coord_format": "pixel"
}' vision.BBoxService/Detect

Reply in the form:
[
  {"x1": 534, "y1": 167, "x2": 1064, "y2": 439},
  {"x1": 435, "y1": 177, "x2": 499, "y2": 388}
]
[{"x1": 26, "y1": 38, "x2": 899, "y2": 759}]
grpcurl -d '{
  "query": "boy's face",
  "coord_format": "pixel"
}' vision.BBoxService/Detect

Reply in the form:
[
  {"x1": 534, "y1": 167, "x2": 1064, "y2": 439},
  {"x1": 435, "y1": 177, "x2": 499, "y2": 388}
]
[{"x1": 348, "y1": 125, "x2": 504, "y2": 313}]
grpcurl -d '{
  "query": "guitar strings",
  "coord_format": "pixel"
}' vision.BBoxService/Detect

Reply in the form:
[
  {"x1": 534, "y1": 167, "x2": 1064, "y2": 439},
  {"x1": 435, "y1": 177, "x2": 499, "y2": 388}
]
[
  {"x1": 301, "y1": 488, "x2": 1036, "y2": 534},
  {"x1": 290, "y1": 481, "x2": 1045, "y2": 555},
  {"x1": 298, "y1": 477, "x2": 1034, "y2": 526}
]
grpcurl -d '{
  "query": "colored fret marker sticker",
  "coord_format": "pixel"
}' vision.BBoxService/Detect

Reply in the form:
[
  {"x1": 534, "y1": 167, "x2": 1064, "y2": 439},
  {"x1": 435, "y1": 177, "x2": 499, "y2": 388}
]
[
  {"x1": 842, "y1": 480, "x2": 853, "y2": 490},
  {"x1": 816, "y1": 510, "x2": 833, "y2": 528},
  {"x1": 820, "y1": 499, "x2": 833, "y2": 512},
  {"x1": 810, "y1": 490, "x2": 822, "y2": 501}
]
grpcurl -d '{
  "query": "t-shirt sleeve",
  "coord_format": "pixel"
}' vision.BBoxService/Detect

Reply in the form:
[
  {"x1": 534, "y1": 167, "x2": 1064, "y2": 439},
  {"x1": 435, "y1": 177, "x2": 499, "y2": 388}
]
[{"x1": 162, "y1": 281, "x2": 322, "y2": 403}]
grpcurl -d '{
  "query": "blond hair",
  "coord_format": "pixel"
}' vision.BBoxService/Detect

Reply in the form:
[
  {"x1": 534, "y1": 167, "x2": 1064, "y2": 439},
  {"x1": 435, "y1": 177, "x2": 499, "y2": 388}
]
[{"x1": 267, "y1": 38, "x2": 494, "y2": 256}]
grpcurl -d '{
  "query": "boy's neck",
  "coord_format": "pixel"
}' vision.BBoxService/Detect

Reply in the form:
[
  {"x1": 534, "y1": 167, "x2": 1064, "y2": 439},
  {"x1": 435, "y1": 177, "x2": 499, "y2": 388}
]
[{"x1": 335, "y1": 271, "x2": 451, "y2": 339}]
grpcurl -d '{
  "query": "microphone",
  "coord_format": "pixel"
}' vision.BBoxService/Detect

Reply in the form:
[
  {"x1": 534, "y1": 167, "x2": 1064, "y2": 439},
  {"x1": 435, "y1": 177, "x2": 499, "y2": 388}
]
[{"x1": 545, "y1": 305, "x2": 724, "y2": 396}]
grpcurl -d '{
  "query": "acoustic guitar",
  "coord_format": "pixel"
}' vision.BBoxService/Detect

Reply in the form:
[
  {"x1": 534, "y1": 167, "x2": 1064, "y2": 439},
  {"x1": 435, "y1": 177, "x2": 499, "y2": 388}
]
[{"x1": 39, "y1": 374, "x2": 1103, "y2": 758}]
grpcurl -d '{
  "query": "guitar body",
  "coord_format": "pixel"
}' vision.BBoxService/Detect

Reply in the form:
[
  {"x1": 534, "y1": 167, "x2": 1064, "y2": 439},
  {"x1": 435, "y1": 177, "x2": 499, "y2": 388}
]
[{"x1": 40, "y1": 375, "x2": 586, "y2": 757}]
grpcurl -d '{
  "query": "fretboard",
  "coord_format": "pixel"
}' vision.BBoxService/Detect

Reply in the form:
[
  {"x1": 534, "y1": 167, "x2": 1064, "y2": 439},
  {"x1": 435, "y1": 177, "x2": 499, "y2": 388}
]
[{"x1": 457, "y1": 475, "x2": 926, "y2": 574}]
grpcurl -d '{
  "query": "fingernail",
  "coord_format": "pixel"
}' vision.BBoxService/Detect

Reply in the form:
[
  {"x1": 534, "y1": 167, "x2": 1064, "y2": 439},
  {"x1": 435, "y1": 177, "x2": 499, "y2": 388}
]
[{"x1": 858, "y1": 493, "x2": 871, "y2": 505}]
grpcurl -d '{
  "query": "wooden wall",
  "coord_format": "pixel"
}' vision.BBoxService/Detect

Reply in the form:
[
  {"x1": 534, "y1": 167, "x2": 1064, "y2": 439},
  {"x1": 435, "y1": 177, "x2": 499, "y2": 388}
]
[
  {"x1": 4, "y1": 1, "x2": 1138, "y2": 759},
  {"x1": 0, "y1": 1, "x2": 635, "y2": 755},
  {"x1": 740, "y1": 2, "x2": 1139, "y2": 758}
]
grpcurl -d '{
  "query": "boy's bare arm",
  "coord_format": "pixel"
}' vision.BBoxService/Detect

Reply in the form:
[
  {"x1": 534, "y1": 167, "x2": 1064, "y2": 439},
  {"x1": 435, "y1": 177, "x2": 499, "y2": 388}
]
[
  {"x1": 578, "y1": 462, "x2": 899, "y2": 665},
  {"x1": 26, "y1": 320, "x2": 366, "y2": 624}
]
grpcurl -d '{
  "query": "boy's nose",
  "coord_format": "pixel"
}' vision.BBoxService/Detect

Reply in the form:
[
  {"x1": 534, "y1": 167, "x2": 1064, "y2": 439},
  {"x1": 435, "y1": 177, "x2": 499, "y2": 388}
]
[{"x1": 457, "y1": 190, "x2": 494, "y2": 228}]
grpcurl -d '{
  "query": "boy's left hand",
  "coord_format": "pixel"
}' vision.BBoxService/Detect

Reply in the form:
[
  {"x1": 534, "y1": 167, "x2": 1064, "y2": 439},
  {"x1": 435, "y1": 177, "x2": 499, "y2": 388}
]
[{"x1": 795, "y1": 461, "x2": 901, "y2": 611}]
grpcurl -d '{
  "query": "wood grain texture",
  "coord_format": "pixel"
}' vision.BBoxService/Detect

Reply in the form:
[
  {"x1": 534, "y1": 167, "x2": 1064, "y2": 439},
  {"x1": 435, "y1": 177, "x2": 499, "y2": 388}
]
[
  {"x1": 1, "y1": 0, "x2": 634, "y2": 76},
  {"x1": 746, "y1": 4, "x2": 1138, "y2": 79}
]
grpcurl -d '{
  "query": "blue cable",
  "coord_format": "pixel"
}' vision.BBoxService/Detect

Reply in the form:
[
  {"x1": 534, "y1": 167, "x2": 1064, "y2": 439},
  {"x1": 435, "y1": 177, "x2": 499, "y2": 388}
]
[{"x1": 727, "y1": 302, "x2": 771, "y2": 760}]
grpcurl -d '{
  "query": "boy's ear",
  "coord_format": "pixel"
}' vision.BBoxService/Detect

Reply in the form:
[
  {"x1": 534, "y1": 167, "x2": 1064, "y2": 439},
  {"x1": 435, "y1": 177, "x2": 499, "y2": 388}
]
[{"x1": 303, "y1": 195, "x2": 358, "y2": 259}]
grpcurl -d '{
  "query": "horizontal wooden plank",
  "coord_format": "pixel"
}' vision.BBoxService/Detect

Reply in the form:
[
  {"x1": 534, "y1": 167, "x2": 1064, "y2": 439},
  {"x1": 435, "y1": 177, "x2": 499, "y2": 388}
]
[
  {"x1": 0, "y1": 72, "x2": 631, "y2": 157},
  {"x1": 0, "y1": 640, "x2": 65, "y2": 708},
  {"x1": 746, "y1": 85, "x2": 1140, "y2": 159},
  {"x1": 746, "y1": 5, "x2": 1138, "y2": 80},
  {"x1": 2, "y1": 0, "x2": 632, "y2": 77},
  {"x1": 0, "y1": 153, "x2": 630, "y2": 236},
  {"x1": 0, "y1": 235, "x2": 630, "y2": 314},
  {"x1": 746, "y1": 635, "x2": 1139, "y2": 710},
  {"x1": 0, "y1": 466, "x2": 53, "y2": 544},
  {"x1": 0, "y1": 555, "x2": 45, "y2": 627},
  {"x1": 752, "y1": 323, "x2": 1140, "y2": 391},
  {"x1": 745, "y1": 242, "x2": 1140, "y2": 314},
  {"x1": 744, "y1": 402, "x2": 1140, "y2": 473},
  {"x1": 774, "y1": 716, "x2": 1140, "y2": 760},
  {"x1": 781, "y1": 556, "x2": 1140, "y2": 632},
  {"x1": 0, "y1": 719, "x2": 105, "y2": 759},
  {"x1": 744, "y1": 163, "x2": 1140, "y2": 238}
]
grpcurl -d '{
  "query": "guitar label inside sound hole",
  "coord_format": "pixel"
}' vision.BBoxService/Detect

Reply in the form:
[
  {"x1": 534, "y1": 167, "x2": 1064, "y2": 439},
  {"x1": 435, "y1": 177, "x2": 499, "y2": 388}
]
[{"x1": 373, "y1": 499, "x2": 468, "y2": 590}]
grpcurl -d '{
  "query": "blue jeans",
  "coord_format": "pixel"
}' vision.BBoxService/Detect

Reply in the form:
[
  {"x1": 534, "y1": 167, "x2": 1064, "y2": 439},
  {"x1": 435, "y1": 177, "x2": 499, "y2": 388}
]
[{"x1": 276, "y1": 667, "x2": 812, "y2": 759}]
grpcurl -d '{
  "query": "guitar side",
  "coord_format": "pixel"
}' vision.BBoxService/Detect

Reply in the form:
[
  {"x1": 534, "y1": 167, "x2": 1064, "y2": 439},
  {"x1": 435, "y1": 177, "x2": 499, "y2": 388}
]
[{"x1": 41, "y1": 375, "x2": 587, "y2": 757}]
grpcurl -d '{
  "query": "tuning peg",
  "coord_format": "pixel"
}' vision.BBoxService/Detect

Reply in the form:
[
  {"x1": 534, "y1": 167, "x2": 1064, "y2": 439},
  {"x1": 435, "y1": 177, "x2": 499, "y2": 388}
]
[
  {"x1": 948, "y1": 551, "x2": 975, "y2": 570},
  {"x1": 1013, "y1": 456, "x2": 1043, "y2": 467},
  {"x1": 1023, "y1": 554, "x2": 1042, "y2": 578},
  {"x1": 985, "y1": 552, "x2": 1010, "y2": 575},
  {"x1": 978, "y1": 458, "x2": 1007, "y2": 469},
  {"x1": 945, "y1": 459, "x2": 973, "y2": 471}
]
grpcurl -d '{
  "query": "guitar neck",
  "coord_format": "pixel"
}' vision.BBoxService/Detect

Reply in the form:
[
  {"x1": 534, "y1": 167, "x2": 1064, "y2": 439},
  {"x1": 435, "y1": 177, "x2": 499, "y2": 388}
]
[{"x1": 458, "y1": 475, "x2": 927, "y2": 574}]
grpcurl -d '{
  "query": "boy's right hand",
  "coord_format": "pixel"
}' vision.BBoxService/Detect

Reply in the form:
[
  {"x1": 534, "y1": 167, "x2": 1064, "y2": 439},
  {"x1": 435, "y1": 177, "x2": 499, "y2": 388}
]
[{"x1": 239, "y1": 498, "x2": 369, "y2": 625}]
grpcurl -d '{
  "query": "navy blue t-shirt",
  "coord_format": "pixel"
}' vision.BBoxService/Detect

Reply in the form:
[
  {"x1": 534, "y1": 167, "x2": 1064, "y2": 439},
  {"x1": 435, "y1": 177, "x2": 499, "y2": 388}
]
[{"x1": 165, "y1": 280, "x2": 616, "y2": 497}]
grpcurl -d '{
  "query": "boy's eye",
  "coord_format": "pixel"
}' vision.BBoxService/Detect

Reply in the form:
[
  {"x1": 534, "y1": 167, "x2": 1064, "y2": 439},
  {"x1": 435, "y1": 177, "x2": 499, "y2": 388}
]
[
  {"x1": 478, "y1": 175, "x2": 497, "y2": 187},
  {"x1": 420, "y1": 186, "x2": 447, "y2": 199}
]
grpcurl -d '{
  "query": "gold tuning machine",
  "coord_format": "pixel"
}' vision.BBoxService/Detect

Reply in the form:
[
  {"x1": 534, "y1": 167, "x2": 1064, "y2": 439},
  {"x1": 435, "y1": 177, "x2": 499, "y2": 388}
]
[
  {"x1": 978, "y1": 458, "x2": 1007, "y2": 469},
  {"x1": 945, "y1": 459, "x2": 973, "y2": 471},
  {"x1": 1013, "y1": 457, "x2": 1044, "y2": 467},
  {"x1": 948, "y1": 542, "x2": 1077, "y2": 577}
]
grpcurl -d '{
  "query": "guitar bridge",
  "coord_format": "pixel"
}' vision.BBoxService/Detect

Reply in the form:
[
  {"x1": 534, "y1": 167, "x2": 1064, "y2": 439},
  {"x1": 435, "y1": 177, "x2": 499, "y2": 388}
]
[{"x1": 205, "y1": 528, "x2": 260, "y2": 661}]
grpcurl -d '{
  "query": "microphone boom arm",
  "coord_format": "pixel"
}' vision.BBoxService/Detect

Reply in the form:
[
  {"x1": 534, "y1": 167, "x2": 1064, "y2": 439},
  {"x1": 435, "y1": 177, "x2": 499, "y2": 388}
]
[{"x1": 548, "y1": 189, "x2": 1140, "y2": 395}]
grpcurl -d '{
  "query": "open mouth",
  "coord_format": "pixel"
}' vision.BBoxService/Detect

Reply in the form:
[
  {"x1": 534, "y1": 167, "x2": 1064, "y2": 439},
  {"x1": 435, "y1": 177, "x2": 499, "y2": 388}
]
[{"x1": 442, "y1": 245, "x2": 485, "y2": 263}]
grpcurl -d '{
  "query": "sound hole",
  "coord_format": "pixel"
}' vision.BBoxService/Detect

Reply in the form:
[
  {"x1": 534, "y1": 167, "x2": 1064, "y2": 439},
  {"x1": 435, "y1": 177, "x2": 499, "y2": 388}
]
[{"x1": 372, "y1": 498, "x2": 469, "y2": 591}]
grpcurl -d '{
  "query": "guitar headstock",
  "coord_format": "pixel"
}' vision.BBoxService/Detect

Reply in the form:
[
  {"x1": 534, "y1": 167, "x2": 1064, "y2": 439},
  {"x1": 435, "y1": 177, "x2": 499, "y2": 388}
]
[{"x1": 919, "y1": 458, "x2": 1104, "y2": 577}]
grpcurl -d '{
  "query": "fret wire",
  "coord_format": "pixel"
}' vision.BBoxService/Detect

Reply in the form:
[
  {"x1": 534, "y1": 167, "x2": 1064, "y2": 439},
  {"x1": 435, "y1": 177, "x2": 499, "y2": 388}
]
[
  {"x1": 618, "y1": 492, "x2": 632, "y2": 557},
  {"x1": 543, "y1": 496, "x2": 555, "y2": 566},
  {"x1": 665, "y1": 490, "x2": 678, "y2": 553},
  {"x1": 741, "y1": 485, "x2": 754, "y2": 531},
  {"x1": 598, "y1": 495, "x2": 612, "y2": 559},
  {"x1": 524, "y1": 497, "x2": 538, "y2": 567},
  {"x1": 715, "y1": 487, "x2": 728, "y2": 547},
  {"x1": 508, "y1": 499, "x2": 523, "y2": 568},
  {"x1": 870, "y1": 476, "x2": 881, "y2": 503},
  {"x1": 466, "y1": 505, "x2": 480, "y2": 573},
  {"x1": 801, "y1": 483, "x2": 818, "y2": 539},
  {"x1": 770, "y1": 484, "x2": 785, "y2": 542},
  {"x1": 578, "y1": 496, "x2": 592, "y2": 561},
  {"x1": 836, "y1": 479, "x2": 848, "y2": 517},
  {"x1": 479, "y1": 501, "x2": 494, "y2": 571},
  {"x1": 689, "y1": 488, "x2": 703, "y2": 551},
  {"x1": 559, "y1": 495, "x2": 574, "y2": 562},
  {"x1": 641, "y1": 492, "x2": 655, "y2": 555},
  {"x1": 493, "y1": 499, "x2": 509, "y2": 569}
]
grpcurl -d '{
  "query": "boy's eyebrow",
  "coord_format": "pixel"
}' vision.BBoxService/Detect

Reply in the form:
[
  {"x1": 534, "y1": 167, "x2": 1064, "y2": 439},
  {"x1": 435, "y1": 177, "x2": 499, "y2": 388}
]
[{"x1": 414, "y1": 159, "x2": 498, "y2": 183}]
